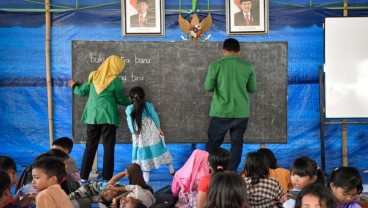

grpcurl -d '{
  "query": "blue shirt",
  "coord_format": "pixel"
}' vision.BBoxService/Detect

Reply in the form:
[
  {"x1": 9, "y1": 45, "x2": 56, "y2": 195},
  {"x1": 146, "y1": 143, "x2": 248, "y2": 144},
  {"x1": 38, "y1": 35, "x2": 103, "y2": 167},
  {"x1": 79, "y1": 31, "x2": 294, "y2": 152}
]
[{"x1": 125, "y1": 102, "x2": 160, "y2": 134}]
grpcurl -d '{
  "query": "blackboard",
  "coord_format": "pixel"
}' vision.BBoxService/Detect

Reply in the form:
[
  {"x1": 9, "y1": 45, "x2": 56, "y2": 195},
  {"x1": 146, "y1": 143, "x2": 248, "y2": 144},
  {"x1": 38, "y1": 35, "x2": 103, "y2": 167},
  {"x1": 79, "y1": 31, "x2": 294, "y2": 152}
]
[
  {"x1": 324, "y1": 17, "x2": 368, "y2": 118},
  {"x1": 72, "y1": 41, "x2": 287, "y2": 143}
]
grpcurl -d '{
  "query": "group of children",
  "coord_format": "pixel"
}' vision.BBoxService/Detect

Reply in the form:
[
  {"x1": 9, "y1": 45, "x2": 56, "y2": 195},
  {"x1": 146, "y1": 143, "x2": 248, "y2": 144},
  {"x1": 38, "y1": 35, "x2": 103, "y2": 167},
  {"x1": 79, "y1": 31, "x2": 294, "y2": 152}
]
[
  {"x1": 0, "y1": 143, "x2": 366, "y2": 208},
  {"x1": 171, "y1": 147, "x2": 365, "y2": 208},
  {"x1": 0, "y1": 135, "x2": 169, "y2": 208}
]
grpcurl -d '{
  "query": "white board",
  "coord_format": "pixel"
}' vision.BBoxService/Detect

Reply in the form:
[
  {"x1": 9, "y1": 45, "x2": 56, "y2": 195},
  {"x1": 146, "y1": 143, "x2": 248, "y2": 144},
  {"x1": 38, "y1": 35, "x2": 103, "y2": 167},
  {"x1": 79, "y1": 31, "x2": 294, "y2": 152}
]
[{"x1": 324, "y1": 17, "x2": 368, "y2": 118}]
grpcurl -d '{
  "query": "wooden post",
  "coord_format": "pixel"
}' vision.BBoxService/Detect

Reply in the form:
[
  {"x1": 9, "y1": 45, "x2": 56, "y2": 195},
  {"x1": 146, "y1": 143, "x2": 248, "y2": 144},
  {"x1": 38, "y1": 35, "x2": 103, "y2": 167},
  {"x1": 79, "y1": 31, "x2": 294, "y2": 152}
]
[
  {"x1": 342, "y1": 119, "x2": 348, "y2": 166},
  {"x1": 45, "y1": 0, "x2": 54, "y2": 147},
  {"x1": 343, "y1": 0, "x2": 348, "y2": 17}
]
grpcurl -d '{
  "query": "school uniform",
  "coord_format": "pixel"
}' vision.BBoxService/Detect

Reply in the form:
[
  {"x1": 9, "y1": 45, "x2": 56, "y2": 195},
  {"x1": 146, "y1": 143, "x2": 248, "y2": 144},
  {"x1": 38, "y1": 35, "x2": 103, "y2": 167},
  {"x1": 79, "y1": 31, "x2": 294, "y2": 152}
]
[
  {"x1": 73, "y1": 55, "x2": 130, "y2": 181},
  {"x1": 204, "y1": 55, "x2": 257, "y2": 171}
]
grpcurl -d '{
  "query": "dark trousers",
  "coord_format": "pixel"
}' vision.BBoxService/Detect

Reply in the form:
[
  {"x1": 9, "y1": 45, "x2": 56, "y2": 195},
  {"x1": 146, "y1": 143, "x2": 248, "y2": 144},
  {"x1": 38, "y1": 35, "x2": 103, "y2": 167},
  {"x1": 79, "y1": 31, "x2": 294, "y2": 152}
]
[
  {"x1": 80, "y1": 124, "x2": 116, "y2": 181},
  {"x1": 206, "y1": 117, "x2": 248, "y2": 171}
]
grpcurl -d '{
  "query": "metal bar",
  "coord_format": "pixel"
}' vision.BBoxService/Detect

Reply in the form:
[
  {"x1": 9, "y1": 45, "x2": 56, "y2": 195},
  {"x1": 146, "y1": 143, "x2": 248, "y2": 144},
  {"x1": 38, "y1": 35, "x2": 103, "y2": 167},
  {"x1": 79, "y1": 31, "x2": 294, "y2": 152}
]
[
  {"x1": 319, "y1": 67, "x2": 326, "y2": 171},
  {"x1": 325, "y1": 121, "x2": 368, "y2": 125}
]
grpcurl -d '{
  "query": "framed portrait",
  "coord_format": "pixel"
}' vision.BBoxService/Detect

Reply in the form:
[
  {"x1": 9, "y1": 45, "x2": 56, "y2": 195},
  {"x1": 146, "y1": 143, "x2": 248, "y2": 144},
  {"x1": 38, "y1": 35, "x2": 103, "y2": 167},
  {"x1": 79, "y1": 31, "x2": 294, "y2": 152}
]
[
  {"x1": 226, "y1": 0, "x2": 269, "y2": 35},
  {"x1": 121, "y1": 0, "x2": 165, "y2": 37}
]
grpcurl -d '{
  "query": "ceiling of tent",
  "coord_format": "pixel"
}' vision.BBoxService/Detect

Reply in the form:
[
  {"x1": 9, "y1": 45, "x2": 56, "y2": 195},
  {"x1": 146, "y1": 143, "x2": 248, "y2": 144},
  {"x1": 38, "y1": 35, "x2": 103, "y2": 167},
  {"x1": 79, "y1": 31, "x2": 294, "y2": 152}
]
[{"x1": 0, "y1": 0, "x2": 367, "y2": 12}]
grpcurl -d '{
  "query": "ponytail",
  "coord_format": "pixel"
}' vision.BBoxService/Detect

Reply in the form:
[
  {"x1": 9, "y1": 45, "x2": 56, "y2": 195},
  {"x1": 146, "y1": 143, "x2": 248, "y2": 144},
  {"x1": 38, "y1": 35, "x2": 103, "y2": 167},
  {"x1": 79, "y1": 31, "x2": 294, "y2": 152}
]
[
  {"x1": 129, "y1": 87, "x2": 146, "y2": 132},
  {"x1": 315, "y1": 168, "x2": 325, "y2": 185},
  {"x1": 208, "y1": 147, "x2": 230, "y2": 174}
]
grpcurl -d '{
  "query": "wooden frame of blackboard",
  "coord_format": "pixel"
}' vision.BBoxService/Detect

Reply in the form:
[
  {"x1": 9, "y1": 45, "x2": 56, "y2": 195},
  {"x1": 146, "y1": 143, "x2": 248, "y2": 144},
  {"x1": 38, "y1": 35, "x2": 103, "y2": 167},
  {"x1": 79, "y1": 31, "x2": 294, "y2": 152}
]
[
  {"x1": 121, "y1": 0, "x2": 165, "y2": 37},
  {"x1": 226, "y1": 0, "x2": 269, "y2": 35}
]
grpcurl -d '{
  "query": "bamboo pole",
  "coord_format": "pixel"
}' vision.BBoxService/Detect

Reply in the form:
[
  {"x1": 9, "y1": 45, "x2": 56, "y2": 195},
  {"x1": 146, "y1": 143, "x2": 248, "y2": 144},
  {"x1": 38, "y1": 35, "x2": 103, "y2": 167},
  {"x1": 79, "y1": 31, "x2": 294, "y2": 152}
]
[
  {"x1": 45, "y1": 0, "x2": 54, "y2": 147},
  {"x1": 343, "y1": 0, "x2": 348, "y2": 17},
  {"x1": 342, "y1": 120, "x2": 348, "y2": 166}
]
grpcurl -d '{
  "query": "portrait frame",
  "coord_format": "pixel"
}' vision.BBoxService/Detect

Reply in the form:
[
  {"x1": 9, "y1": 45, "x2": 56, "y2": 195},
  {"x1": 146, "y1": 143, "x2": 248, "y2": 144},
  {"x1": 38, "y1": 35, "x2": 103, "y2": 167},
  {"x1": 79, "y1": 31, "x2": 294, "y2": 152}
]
[
  {"x1": 226, "y1": 0, "x2": 269, "y2": 35},
  {"x1": 121, "y1": 0, "x2": 165, "y2": 37}
]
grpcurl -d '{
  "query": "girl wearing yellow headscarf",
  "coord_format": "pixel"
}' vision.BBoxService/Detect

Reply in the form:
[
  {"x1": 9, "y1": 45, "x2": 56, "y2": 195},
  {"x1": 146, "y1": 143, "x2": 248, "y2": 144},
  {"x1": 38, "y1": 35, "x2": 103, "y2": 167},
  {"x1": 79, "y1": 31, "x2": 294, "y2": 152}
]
[{"x1": 68, "y1": 55, "x2": 130, "y2": 182}]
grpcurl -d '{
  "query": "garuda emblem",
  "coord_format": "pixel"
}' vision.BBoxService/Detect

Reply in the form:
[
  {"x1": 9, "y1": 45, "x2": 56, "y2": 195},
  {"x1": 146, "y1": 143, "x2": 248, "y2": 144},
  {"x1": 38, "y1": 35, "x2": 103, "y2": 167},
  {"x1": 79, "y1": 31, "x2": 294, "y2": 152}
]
[{"x1": 179, "y1": 13, "x2": 212, "y2": 42}]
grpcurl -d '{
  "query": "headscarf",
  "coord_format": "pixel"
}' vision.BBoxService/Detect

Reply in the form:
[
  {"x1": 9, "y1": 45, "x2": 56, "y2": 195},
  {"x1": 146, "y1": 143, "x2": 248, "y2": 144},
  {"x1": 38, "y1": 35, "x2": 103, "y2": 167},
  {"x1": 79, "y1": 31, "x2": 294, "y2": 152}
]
[
  {"x1": 171, "y1": 149, "x2": 210, "y2": 196},
  {"x1": 87, "y1": 55, "x2": 126, "y2": 94}
]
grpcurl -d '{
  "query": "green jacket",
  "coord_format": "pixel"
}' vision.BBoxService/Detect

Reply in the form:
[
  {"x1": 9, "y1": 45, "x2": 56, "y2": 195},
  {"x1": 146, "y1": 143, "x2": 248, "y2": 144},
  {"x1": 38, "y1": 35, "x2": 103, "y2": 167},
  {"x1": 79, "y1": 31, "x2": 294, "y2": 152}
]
[
  {"x1": 204, "y1": 55, "x2": 257, "y2": 118},
  {"x1": 73, "y1": 77, "x2": 130, "y2": 127}
]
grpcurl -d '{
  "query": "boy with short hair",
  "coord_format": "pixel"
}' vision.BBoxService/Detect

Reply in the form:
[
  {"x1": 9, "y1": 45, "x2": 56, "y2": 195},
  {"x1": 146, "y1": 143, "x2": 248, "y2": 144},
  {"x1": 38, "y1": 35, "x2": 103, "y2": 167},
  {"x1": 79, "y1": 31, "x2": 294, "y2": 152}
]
[
  {"x1": 52, "y1": 137, "x2": 81, "y2": 181},
  {"x1": 31, "y1": 157, "x2": 73, "y2": 208}
]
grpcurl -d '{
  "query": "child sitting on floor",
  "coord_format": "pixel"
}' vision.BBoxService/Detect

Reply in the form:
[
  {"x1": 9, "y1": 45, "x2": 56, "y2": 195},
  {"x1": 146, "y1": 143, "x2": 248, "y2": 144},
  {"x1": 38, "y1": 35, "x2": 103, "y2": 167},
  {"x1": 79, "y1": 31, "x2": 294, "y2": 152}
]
[
  {"x1": 294, "y1": 184, "x2": 337, "y2": 208},
  {"x1": 282, "y1": 156, "x2": 325, "y2": 208},
  {"x1": 52, "y1": 137, "x2": 81, "y2": 181},
  {"x1": 197, "y1": 147, "x2": 230, "y2": 208},
  {"x1": 205, "y1": 172, "x2": 248, "y2": 208},
  {"x1": 31, "y1": 157, "x2": 73, "y2": 208},
  {"x1": 240, "y1": 151, "x2": 284, "y2": 208},
  {"x1": 328, "y1": 167, "x2": 363, "y2": 208},
  {"x1": 0, "y1": 170, "x2": 11, "y2": 207},
  {"x1": 257, "y1": 148, "x2": 293, "y2": 192},
  {"x1": 17, "y1": 149, "x2": 81, "y2": 208},
  {"x1": 171, "y1": 149, "x2": 209, "y2": 208},
  {"x1": 1, "y1": 155, "x2": 34, "y2": 208}
]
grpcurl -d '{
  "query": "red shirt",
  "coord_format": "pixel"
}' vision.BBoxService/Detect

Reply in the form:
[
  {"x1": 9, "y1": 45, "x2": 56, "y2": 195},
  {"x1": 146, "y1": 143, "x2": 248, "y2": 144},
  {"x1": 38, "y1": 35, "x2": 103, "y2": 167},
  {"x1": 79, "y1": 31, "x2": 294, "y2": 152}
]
[
  {"x1": 197, "y1": 173, "x2": 212, "y2": 193},
  {"x1": 1, "y1": 195, "x2": 14, "y2": 208}
]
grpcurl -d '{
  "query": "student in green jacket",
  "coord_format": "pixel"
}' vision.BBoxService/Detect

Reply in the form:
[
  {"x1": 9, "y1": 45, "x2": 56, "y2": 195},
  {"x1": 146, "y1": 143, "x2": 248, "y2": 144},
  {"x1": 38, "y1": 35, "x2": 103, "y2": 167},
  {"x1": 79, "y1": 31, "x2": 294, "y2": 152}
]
[
  {"x1": 68, "y1": 55, "x2": 130, "y2": 181},
  {"x1": 204, "y1": 38, "x2": 257, "y2": 171}
]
